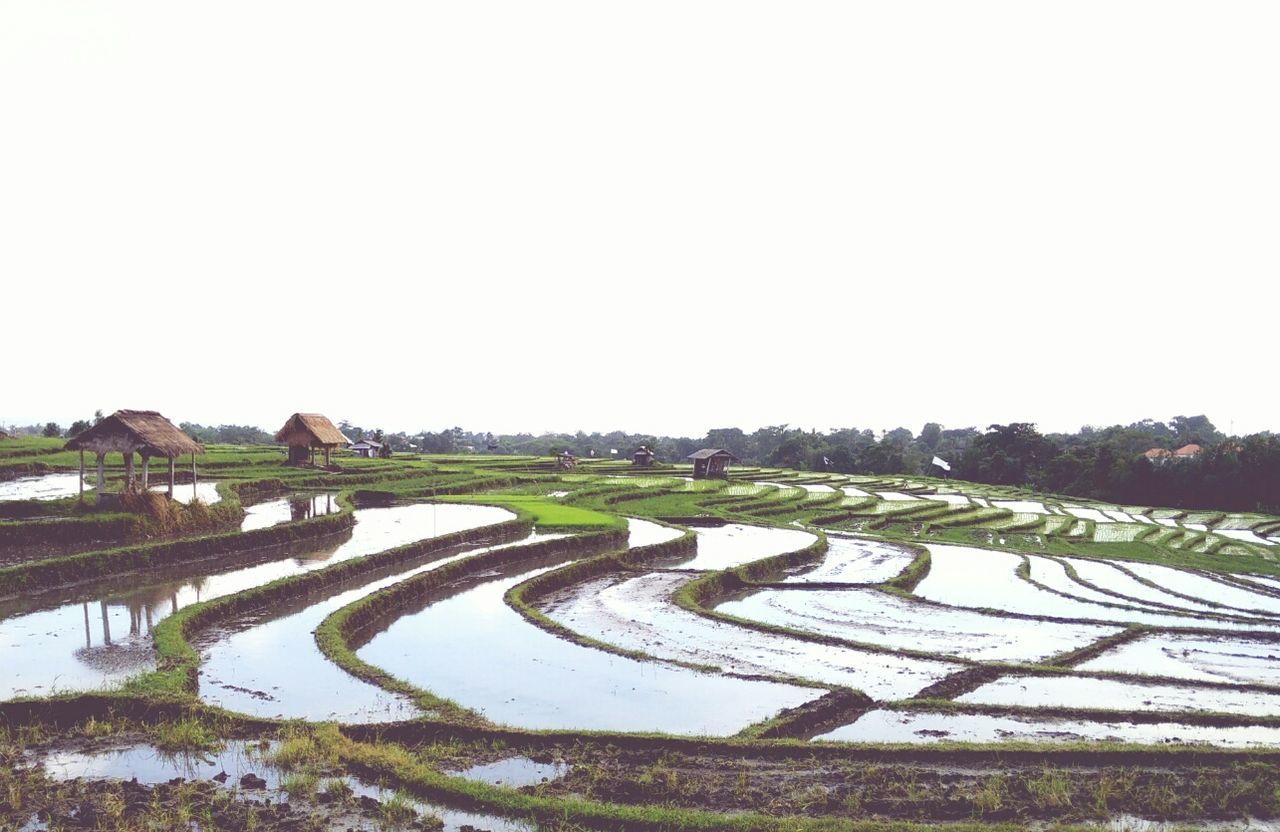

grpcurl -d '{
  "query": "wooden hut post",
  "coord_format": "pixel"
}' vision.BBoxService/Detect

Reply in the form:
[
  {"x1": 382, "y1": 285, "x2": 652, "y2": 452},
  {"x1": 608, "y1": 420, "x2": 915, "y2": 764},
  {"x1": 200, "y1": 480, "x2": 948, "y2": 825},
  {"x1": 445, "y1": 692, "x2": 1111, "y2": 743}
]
[
  {"x1": 124, "y1": 451, "x2": 135, "y2": 492},
  {"x1": 167, "y1": 456, "x2": 176, "y2": 499},
  {"x1": 78, "y1": 450, "x2": 85, "y2": 503},
  {"x1": 191, "y1": 452, "x2": 198, "y2": 502},
  {"x1": 324, "y1": 446, "x2": 331, "y2": 467},
  {"x1": 95, "y1": 452, "x2": 106, "y2": 503},
  {"x1": 141, "y1": 454, "x2": 150, "y2": 490}
]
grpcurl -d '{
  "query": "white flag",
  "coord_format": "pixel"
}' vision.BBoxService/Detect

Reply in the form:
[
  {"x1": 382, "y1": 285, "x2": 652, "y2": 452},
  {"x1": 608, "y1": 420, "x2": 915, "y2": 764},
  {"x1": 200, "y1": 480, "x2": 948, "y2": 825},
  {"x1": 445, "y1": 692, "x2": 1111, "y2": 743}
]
[
  {"x1": 931, "y1": 456, "x2": 951, "y2": 472},
  {"x1": 610, "y1": 448, "x2": 618, "y2": 455}
]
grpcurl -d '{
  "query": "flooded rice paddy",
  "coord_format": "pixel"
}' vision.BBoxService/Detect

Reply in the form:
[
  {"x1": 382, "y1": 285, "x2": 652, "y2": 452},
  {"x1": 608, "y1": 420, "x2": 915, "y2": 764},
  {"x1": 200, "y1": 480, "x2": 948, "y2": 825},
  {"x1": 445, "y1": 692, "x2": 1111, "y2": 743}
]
[
  {"x1": 1077, "y1": 633, "x2": 1280, "y2": 686},
  {"x1": 817, "y1": 709, "x2": 1280, "y2": 747},
  {"x1": 960, "y1": 675, "x2": 1280, "y2": 716},
  {"x1": 538, "y1": 570, "x2": 957, "y2": 698},
  {"x1": 33, "y1": 740, "x2": 537, "y2": 832},
  {"x1": 0, "y1": 503, "x2": 512, "y2": 701},
  {"x1": 663, "y1": 523, "x2": 816, "y2": 570},
  {"x1": 355, "y1": 554, "x2": 821, "y2": 735},
  {"x1": 197, "y1": 529, "x2": 545, "y2": 723},
  {"x1": 239, "y1": 492, "x2": 340, "y2": 531},
  {"x1": 716, "y1": 586, "x2": 1117, "y2": 662},
  {"x1": 780, "y1": 535, "x2": 914, "y2": 584},
  {"x1": 0, "y1": 472, "x2": 90, "y2": 502}
]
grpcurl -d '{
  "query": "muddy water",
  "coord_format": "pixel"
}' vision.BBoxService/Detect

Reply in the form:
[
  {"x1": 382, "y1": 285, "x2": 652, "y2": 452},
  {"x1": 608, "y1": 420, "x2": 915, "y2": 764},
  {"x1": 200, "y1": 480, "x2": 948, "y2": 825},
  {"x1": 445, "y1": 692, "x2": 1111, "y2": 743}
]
[
  {"x1": 0, "y1": 503, "x2": 512, "y2": 701},
  {"x1": 716, "y1": 587, "x2": 1117, "y2": 662},
  {"x1": 197, "y1": 530, "x2": 546, "y2": 723},
  {"x1": 34, "y1": 740, "x2": 535, "y2": 832},
  {"x1": 664, "y1": 524, "x2": 817, "y2": 571},
  {"x1": 1026, "y1": 556, "x2": 1161, "y2": 609},
  {"x1": 1078, "y1": 633, "x2": 1280, "y2": 687},
  {"x1": 960, "y1": 675, "x2": 1280, "y2": 716},
  {"x1": 816, "y1": 709, "x2": 1280, "y2": 747},
  {"x1": 781, "y1": 536, "x2": 914, "y2": 584},
  {"x1": 916, "y1": 545, "x2": 1278, "y2": 631},
  {"x1": 0, "y1": 473, "x2": 87, "y2": 502},
  {"x1": 841, "y1": 486, "x2": 871, "y2": 498},
  {"x1": 925, "y1": 493, "x2": 973, "y2": 506},
  {"x1": 449, "y1": 756, "x2": 570, "y2": 788},
  {"x1": 875, "y1": 492, "x2": 919, "y2": 501},
  {"x1": 539, "y1": 572, "x2": 957, "y2": 698},
  {"x1": 239, "y1": 493, "x2": 340, "y2": 532},
  {"x1": 355, "y1": 557, "x2": 820, "y2": 735}
]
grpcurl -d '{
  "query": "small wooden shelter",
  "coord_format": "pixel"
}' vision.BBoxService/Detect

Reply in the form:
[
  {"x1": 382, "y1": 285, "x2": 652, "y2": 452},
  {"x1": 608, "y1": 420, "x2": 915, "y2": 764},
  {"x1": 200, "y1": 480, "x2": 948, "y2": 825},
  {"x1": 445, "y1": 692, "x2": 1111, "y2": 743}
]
[
  {"x1": 64, "y1": 410, "x2": 204, "y2": 503},
  {"x1": 275, "y1": 413, "x2": 349, "y2": 466},
  {"x1": 556, "y1": 451, "x2": 578, "y2": 470},
  {"x1": 348, "y1": 439, "x2": 385, "y2": 459},
  {"x1": 687, "y1": 448, "x2": 737, "y2": 479},
  {"x1": 632, "y1": 446, "x2": 656, "y2": 467}
]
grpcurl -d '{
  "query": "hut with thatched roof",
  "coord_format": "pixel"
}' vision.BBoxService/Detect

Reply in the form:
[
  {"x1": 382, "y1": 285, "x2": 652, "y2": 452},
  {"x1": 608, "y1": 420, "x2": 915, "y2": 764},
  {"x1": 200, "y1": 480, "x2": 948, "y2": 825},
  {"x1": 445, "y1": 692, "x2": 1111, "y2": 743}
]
[
  {"x1": 275, "y1": 413, "x2": 349, "y2": 467},
  {"x1": 65, "y1": 410, "x2": 204, "y2": 502}
]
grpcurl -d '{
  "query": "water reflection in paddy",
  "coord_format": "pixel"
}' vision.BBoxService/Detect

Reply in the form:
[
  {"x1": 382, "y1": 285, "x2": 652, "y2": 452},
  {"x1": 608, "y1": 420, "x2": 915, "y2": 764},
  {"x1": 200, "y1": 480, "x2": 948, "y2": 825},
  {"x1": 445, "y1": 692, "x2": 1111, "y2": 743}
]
[
  {"x1": 240, "y1": 493, "x2": 340, "y2": 532},
  {"x1": 0, "y1": 473, "x2": 88, "y2": 502},
  {"x1": 817, "y1": 709, "x2": 1280, "y2": 747},
  {"x1": 664, "y1": 524, "x2": 817, "y2": 571},
  {"x1": 0, "y1": 503, "x2": 511, "y2": 701},
  {"x1": 355, "y1": 553, "x2": 820, "y2": 734},
  {"x1": 198, "y1": 529, "x2": 545, "y2": 723}
]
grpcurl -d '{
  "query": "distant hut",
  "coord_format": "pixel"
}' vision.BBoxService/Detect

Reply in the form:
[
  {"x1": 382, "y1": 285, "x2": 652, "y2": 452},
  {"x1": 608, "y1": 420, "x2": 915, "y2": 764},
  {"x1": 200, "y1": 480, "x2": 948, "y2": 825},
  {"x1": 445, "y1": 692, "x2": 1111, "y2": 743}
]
[
  {"x1": 632, "y1": 446, "x2": 656, "y2": 467},
  {"x1": 349, "y1": 438, "x2": 384, "y2": 458},
  {"x1": 1173, "y1": 443, "x2": 1202, "y2": 459},
  {"x1": 65, "y1": 410, "x2": 204, "y2": 503},
  {"x1": 556, "y1": 451, "x2": 578, "y2": 470},
  {"x1": 687, "y1": 448, "x2": 737, "y2": 479},
  {"x1": 275, "y1": 413, "x2": 349, "y2": 467}
]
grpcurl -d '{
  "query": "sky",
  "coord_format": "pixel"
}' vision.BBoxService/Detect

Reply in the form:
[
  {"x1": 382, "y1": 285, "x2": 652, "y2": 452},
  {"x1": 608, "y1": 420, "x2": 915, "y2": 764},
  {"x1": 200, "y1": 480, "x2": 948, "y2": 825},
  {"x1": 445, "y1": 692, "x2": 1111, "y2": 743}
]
[{"x1": 2, "y1": 2, "x2": 1276, "y2": 439}]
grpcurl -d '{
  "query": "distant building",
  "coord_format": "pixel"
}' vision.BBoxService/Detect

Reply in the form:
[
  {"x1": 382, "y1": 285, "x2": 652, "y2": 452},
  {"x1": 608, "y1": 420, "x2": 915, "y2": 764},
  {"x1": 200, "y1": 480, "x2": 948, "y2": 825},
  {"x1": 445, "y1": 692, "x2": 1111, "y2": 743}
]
[
  {"x1": 275, "y1": 413, "x2": 349, "y2": 467},
  {"x1": 1173, "y1": 443, "x2": 1202, "y2": 459},
  {"x1": 349, "y1": 439, "x2": 385, "y2": 458},
  {"x1": 64, "y1": 409, "x2": 204, "y2": 502},
  {"x1": 632, "y1": 446, "x2": 656, "y2": 467},
  {"x1": 556, "y1": 451, "x2": 577, "y2": 470},
  {"x1": 1143, "y1": 447, "x2": 1172, "y2": 463},
  {"x1": 687, "y1": 448, "x2": 737, "y2": 479}
]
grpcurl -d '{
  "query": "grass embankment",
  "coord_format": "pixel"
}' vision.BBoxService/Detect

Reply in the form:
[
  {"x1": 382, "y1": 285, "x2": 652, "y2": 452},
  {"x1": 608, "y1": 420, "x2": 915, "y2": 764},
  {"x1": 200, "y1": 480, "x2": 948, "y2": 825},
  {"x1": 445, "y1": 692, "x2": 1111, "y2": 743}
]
[{"x1": 437, "y1": 493, "x2": 624, "y2": 531}]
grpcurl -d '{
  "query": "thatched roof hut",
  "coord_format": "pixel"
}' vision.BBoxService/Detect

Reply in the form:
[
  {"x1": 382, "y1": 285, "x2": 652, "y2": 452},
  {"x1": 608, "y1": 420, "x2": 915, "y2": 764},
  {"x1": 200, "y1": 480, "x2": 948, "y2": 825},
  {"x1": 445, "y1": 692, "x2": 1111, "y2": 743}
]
[
  {"x1": 275, "y1": 413, "x2": 349, "y2": 466},
  {"x1": 65, "y1": 409, "x2": 204, "y2": 501}
]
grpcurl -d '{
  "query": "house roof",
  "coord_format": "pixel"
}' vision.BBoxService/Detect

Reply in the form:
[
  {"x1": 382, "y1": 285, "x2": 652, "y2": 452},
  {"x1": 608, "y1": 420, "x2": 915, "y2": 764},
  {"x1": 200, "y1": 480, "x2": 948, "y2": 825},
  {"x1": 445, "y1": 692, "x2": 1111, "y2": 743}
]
[
  {"x1": 1174, "y1": 443, "x2": 1202, "y2": 456},
  {"x1": 1143, "y1": 447, "x2": 1172, "y2": 459},
  {"x1": 275, "y1": 413, "x2": 349, "y2": 447},
  {"x1": 687, "y1": 448, "x2": 738, "y2": 461},
  {"x1": 65, "y1": 410, "x2": 204, "y2": 457},
  {"x1": 350, "y1": 439, "x2": 383, "y2": 449},
  {"x1": 634, "y1": 447, "x2": 655, "y2": 456}
]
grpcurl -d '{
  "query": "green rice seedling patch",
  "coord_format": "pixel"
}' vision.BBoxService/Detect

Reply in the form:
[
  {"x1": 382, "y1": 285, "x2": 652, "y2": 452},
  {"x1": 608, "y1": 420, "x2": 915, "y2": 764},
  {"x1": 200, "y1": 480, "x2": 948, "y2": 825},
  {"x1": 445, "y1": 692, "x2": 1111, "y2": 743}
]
[{"x1": 436, "y1": 494, "x2": 622, "y2": 530}]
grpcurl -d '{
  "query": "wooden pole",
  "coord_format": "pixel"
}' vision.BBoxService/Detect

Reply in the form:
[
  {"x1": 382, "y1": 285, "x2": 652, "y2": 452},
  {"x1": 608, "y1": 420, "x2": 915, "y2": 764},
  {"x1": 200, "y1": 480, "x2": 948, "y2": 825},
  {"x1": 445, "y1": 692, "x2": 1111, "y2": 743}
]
[
  {"x1": 79, "y1": 450, "x2": 85, "y2": 504},
  {"x1": 168, "y1": 456, "x2": 176, "y2": 499},
  {"x1": 95, "y1": 452, "x2": 105, "y2": 504},
  {"x1": 141, "y1": 455, "x2": 150, "y2": 489},
  {"x1": 124, "y1": 452, "x2": 134, "y2": 492},
  {"x1": 191, "y1": 452, "x2": 198, "y2": 502}
]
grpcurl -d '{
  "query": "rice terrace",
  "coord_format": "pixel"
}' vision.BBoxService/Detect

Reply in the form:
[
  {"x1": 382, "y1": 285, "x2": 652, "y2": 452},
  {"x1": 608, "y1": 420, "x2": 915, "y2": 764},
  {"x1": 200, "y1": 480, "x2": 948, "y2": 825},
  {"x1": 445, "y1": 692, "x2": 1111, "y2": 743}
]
[{"x1": 1, "y1": 413, "x2": 1280, "y2": 832}]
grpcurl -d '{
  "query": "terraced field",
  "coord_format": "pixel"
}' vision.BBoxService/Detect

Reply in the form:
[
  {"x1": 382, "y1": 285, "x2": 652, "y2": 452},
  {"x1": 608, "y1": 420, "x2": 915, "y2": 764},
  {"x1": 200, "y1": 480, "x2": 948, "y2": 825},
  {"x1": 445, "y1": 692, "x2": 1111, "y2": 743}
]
[{"x1": 4, "y1": 442, "x2": 1280, "y2": 830}]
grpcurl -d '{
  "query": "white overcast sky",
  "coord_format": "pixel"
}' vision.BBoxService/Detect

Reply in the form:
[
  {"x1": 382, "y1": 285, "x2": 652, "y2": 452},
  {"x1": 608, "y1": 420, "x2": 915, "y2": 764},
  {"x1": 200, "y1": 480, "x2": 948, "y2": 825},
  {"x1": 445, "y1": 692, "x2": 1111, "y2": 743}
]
[{"x1": 1, "y1": 2, "x2": 1276, "y2": 438}]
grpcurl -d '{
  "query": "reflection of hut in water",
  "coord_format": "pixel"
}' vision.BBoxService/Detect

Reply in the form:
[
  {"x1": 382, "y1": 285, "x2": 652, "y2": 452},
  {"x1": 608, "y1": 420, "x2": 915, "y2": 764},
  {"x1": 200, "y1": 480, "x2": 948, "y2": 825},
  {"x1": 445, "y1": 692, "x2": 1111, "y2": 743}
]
[
  {"x1": 686, "y1": 448, "x2": 738, "y2": 479},
  {"x1": 74, "y1": 599, "x2": 160, "y2": 676},
  {"x1": 275, "y1": 413, "x2": 350, "y2": 467},
  {"x1": 65, "y1": 410, "x2": 204, "y2": 503},
  {"x1": 290, "y1": 493, "x2": 335, "y2": 522},
  {"x1": 632, "y1": 446, "x2": 656, "y2": 467}
]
